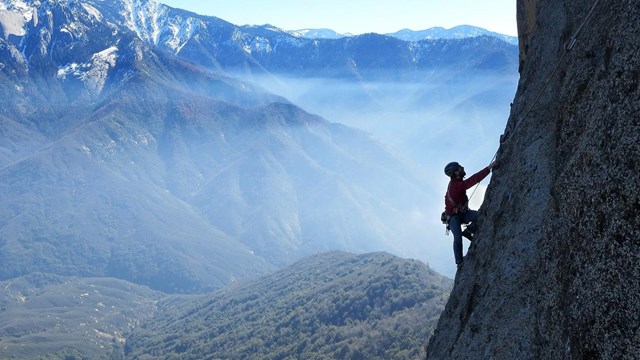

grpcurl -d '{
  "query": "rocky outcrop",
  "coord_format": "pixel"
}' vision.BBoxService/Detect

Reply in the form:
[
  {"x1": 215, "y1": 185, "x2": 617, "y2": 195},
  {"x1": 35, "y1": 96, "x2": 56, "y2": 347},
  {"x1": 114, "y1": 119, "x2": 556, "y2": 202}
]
[
  {"x1": 516, "y1": 0, "x2": 537, "y2": 72},
  {"x1": 426, "y1": 0, "x2": 639, "y2": 359}
]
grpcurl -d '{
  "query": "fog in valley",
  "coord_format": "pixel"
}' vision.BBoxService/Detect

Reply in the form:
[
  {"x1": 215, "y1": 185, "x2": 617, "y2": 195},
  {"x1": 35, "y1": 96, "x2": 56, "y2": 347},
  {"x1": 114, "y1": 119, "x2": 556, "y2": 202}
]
[
  {"x1": 0, "y1": 1, "x2": 531, "y2": 357},
  {"x1": 243, "y1": 71, "x2": 518, "y2": 276}
]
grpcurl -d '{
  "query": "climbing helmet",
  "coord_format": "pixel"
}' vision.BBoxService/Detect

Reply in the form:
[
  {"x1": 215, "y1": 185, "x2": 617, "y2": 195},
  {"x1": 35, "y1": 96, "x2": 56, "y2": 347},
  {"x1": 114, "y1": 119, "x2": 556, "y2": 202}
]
[{"x1": 444, "y1": 162, "x2": 461, "y2": 177}]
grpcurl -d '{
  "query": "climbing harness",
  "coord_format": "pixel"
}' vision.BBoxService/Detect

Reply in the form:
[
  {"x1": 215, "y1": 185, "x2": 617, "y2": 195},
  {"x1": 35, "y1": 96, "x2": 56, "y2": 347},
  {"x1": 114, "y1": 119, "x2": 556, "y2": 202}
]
[
  {"x1": 445, "y1": 182, "x2": 469, "y2": 216},
  {"x1": 442, "y1": 181, "x2": 471, "y2": 235}
]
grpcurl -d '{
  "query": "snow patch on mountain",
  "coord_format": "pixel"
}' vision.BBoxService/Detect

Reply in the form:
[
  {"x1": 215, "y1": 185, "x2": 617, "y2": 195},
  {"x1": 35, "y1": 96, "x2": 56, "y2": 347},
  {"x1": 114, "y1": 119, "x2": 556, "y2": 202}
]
[
  {"x1": 288, "y1": 28, "x2": 350, "y2": 39},
  {"x1": 0, "y1": 0, "x2": 35, "y2": 38},
  {"x1": 115, "y1": 0, "x2": 204, "y2": 54},
  {"x1": 121, "y1": 0, "x2": 164, "y2": 44},
  {"x1": 388, "y1": 25, "x2": 518, "y2": 45},
  {"x1": 249, "y1": 36, "x2": 272, "y2": 54},
  {"x1": 0, "y1": 0, "x2": 33, "y2": 13},
  {"x1": 60, "y1": 18, "x2": 90, "y2": 41},
  {"x1": 57, "y1": 46, "x2": 118, "y2": 95},
  {"x1": 229, "y1": 27, "x2": 277, "y2": 55},
  {"x1": 81, "y1": 3, "x2": 102, "y2": 22},
  {"x1": 0, "y1": 10, "x2": 26, "y2": 37},
  {"x1": 162, "y1": 15, "x2": 202, "y2": 53}
]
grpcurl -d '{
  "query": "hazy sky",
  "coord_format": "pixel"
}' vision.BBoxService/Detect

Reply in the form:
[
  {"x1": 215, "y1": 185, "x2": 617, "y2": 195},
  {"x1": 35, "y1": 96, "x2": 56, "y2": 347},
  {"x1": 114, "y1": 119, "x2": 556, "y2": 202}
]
[{"x1": 159, "y1": 0, "x2": 518, "y2": 36}]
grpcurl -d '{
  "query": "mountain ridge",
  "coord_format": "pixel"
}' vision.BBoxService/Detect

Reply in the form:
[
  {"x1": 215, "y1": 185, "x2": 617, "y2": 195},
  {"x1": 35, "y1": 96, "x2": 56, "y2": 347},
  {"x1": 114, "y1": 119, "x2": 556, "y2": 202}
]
[
  {"x1": 286, "y1": 25, "x2": 518, "y2": 44},
  {"x1": 386, "y1": 25, "x2": 517, "y2": 44},
  {"x1": 0, "y1": 0, "x2": 519, "y2": 79},
  {"x1": 0, "y1": 0, "x2": 441, "y2": 293}
]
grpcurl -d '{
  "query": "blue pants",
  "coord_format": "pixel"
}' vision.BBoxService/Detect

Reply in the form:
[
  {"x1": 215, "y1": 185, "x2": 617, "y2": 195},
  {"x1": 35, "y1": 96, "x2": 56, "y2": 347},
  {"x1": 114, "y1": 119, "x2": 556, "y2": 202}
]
[{"x1": 449, "y1": 210, "x2": 479, "y2": 264}]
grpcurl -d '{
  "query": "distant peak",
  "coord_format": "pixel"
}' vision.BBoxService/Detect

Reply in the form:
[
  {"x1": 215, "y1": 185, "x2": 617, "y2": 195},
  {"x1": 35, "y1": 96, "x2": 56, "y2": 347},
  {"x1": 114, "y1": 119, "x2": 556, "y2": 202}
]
[
  {"x1": 287, "y1": 28, "x2": 350, "y2": 39},
  {"x1": 386, "y1": 25, "x2": 518, "y2": 45}
]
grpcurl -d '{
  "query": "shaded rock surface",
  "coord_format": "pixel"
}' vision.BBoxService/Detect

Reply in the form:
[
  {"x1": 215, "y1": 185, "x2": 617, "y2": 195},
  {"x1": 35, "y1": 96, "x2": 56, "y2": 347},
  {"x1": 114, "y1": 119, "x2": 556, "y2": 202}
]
[{"x1": 427, "y1": 0, "x2": 639, "y2": 358}]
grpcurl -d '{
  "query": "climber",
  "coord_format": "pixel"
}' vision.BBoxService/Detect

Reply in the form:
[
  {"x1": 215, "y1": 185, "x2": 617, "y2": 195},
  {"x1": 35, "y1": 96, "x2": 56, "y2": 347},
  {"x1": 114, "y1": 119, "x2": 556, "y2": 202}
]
[{"x1": 443, "y1": 161, "x2": 498, "y2": 268}]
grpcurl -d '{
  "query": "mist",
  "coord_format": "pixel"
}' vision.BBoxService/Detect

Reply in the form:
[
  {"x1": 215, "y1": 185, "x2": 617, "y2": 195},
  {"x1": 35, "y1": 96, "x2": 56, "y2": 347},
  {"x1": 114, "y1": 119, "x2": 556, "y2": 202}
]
[{"x1": 238, "y1": 70, "x2": 518, "y2": 277}]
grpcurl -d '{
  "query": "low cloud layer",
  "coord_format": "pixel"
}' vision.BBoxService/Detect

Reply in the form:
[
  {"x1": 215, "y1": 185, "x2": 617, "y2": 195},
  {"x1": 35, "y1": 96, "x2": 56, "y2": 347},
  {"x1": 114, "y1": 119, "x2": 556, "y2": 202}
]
[{"x1": 243, "y1": 71, "x2": 517, "y2": 277}]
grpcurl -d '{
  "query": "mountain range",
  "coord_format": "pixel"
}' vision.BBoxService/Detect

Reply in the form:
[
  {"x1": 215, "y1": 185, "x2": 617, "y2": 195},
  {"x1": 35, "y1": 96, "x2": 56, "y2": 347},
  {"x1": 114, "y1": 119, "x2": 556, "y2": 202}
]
[
  {"x1": 287, "y1": 28, "x2": 351, "y2": 39},
  {"x1": 386, "y1": 25, "x2": 518, "y2": 45},
  {"x1": 0, "y1": 0, "x2": 521, "y2": 357},
  {"x1": 0, "y1": 0, "x2": 518, "y2": 292},
  {"x1": 288, "y1": 25, "x2": 518, "y2": 45}
]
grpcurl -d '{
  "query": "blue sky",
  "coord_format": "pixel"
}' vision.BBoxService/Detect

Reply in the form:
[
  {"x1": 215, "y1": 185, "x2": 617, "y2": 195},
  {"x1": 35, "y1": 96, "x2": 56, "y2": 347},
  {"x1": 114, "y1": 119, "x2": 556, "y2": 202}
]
[{"x1": 159, "y1": 0, "x2": 518, "y2": 36}]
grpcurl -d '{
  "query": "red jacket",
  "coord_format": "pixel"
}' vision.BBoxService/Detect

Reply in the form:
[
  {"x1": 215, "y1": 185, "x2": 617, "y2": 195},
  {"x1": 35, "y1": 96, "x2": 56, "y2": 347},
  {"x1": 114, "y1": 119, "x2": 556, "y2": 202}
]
[{"x1": 444, "y1": 167, "x2": 491, "y2": 215}]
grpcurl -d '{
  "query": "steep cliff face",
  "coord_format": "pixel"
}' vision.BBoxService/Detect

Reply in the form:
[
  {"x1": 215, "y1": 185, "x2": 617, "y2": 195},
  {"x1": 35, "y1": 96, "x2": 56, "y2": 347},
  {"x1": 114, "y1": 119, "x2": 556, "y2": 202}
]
[
  {"x1": 427, "y1": 0, "x2": 639, "y2": 359},
  {"x1": 516, "y1": 0, "x2": 537, "y2": 72}
]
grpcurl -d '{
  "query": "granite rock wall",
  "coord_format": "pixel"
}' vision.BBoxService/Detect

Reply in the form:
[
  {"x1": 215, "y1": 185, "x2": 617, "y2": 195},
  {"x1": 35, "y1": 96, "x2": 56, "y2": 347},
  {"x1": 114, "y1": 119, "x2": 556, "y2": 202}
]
[{"x1": 426, "y1": 0, "x2": 640, "y2": 358}]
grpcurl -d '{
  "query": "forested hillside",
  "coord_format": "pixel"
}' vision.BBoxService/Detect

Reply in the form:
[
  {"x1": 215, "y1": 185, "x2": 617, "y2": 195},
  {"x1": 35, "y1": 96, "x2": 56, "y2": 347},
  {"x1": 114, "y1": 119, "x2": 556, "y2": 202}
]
[{"x1": 125, "y1": 252, "x2": 452, "y2": 359}]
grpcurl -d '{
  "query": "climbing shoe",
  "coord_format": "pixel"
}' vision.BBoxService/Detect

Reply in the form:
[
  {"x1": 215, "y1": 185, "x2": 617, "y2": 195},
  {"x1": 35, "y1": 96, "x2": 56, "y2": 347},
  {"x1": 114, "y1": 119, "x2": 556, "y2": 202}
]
[{"x1": 462, "y1": 229, "x2": 474, "y2": 241}]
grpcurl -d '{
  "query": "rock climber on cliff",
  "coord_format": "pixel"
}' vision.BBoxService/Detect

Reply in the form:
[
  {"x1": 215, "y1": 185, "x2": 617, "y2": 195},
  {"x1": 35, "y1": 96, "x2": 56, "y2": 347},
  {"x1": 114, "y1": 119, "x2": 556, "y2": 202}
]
[{"x1": 443, "y1": 161, "x2": 498, "y2": 268}]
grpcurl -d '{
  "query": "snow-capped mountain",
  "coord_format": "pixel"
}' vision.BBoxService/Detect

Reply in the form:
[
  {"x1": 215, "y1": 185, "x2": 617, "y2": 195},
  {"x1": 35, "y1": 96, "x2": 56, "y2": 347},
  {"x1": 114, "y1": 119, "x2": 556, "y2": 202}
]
[
  {"x1": 56, "y1": 45, "x2": 117, "y2": 95},
  {"x1": 92, "y1": 0, "x2": 208, "y2": 53},
  {"x1": 0, "y1": 0, "x2": 518, "y2": 291},
  {"x1": 387, "y1": 25, "x2": 518, "y2": 45},
  {"x1": 287, "y1": 25, "x2": 517, "y2": 44},
  {"x1": 1, "y1": 0, "x2": 517, "y2": 80},
  {"x1": 288, "y1": 28, "x2": 351, "y2": 39},
  {"x1": 0, "y1": 0, "x2": 442, "y2": 293},
  {"x1": 0, "y1": 0, "x2": 34, "y2": 37}
]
